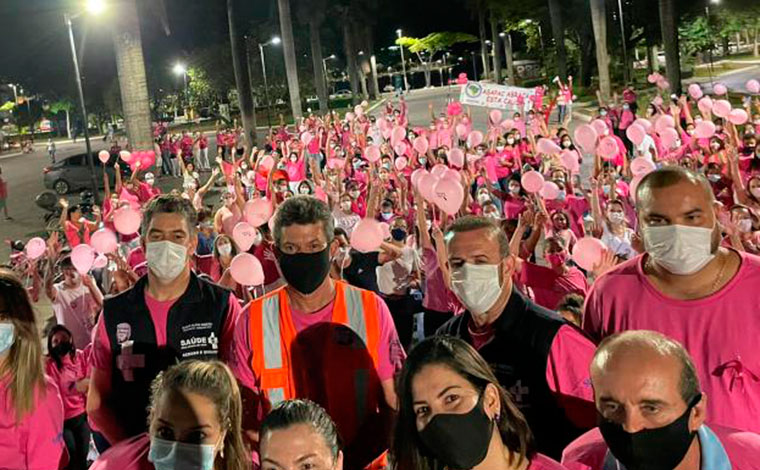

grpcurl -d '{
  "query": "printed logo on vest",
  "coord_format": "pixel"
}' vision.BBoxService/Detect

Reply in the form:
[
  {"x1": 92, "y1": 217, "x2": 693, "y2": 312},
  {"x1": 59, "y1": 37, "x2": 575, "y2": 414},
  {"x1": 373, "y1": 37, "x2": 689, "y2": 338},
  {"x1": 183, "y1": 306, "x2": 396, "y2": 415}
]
[
  {"x1": 116, "y1": 323, "x2": 132, "y2": 343},
  {"x1": 180, "y1": 331, "x2": 219, "y2": 356},
  {"x1": 181, "y1": 322, "x2": 214, "y2": 333}
]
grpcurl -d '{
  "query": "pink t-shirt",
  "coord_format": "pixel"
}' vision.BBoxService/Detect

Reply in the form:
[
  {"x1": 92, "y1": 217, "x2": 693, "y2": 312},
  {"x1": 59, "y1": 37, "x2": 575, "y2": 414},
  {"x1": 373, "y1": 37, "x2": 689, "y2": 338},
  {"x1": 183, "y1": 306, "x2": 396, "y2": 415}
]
[
  {"x1": 545, "y1": 196, "x2": 590, "y2": 238},
  {"x1": 520, "y1": 263, "x2": 589, "y2": 311},
  {"x1": 45, "y1": 349, "x2": 91, "y2": 419},
  {"x1": 421, "y1": 247, "x2": 453, "y2": 313},
  {"x1": 90, "y1": 433, "x2": 152, "y2": 470},
  {"x1": 583, "y1": 252, "x2": 760, "y2": 433},
  {"x1": 529, "y1": 453, "x2": 570, "y2": 470},
  {"x1": 504, "y1": 195, "x2": 528, "y2": 220},
  {"x1": 0, "y1": 376, "x2": 65, "y2": 469}
]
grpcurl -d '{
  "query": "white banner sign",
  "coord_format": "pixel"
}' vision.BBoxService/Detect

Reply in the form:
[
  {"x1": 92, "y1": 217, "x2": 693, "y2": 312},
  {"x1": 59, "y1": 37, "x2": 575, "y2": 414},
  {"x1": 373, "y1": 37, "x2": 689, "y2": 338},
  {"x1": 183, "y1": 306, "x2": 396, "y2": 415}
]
[{"x1": 459, "y1": 81, "x2": 536, "y2": 111}]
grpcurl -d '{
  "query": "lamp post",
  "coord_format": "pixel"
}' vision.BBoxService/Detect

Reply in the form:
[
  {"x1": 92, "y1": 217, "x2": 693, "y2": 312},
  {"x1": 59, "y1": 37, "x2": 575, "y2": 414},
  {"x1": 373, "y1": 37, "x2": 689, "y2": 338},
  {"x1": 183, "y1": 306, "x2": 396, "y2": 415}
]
[
  {"x1": 617, "y1": 0, "x2": 629, "y2": 84},
  {"x1": 705, "y1": 0, "x2": 720, "y2": 84},
  {"x1": 396, "y1": 29, "x2": 409, "y2": 92},
  {"x1": 259, "y1": 36, "x2": 281, "y2": 131},
  {"x1": 172, "y1": 63, "x2": 187, "y2": 119},
  {"x1": 64, "y1": 0, "x2": 105, "y2": 204},
  {"x1": 322, "y1": 54, "x2": 336, "y2": 95},
  {"x1": 470, "y1": 51, "x2": 478, "y2": 80}
]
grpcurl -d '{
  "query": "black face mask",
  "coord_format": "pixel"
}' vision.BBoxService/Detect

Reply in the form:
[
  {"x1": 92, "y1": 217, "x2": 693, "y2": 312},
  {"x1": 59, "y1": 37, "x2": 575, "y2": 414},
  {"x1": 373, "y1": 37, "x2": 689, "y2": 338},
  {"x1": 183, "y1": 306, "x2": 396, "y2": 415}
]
[
  {"x1": 50, "y1": 342, "x2": 74, "y2": 358},
  {"x1": 598, "y1": 394, "x2": 701, "y2": 470},
  {"x1": 277, "y1": 246, "x2": 331, "y2": 294},
  {"x1": 419, "y1": 393, "x2": 493, "y2": 470},
  {"x1": 391, "y1": 228, "x2": 407, "y2": 242}
]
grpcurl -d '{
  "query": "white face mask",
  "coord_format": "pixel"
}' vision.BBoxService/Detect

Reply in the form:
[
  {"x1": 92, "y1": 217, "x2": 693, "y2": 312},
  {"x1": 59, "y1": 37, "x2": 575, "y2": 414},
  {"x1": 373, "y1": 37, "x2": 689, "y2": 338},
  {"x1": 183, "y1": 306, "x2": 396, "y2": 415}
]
[
  {"x1": 0, "y1": 323, "x2": 15, "y2": 356},
  {"x1": 146, "y1": 241, "x2": 188, "y2": 282},
  {"x1": 145, "y1": 178, "x2": 155, "y2": 187},
  {"x1": 642, "y1": 224, "x2": 715, "y2": 275},
  {"x1": 252, "y1": 232, "x2": 263, "y2": 246},
  {"x1": 341, "y1": 201, "x2": 352, "y2": 212},
  {"x1": 477, "y1": 193, "x2": 490, "y2": 204},
  {"x1": 148, "y1": 437, "x2": 218, "y2": 470},
  {"x1": 450, "y1": 263, "x2": 503, "y2": 315},
  {"x1": 608, "y1": 212, "x2": 625, "y2": 224},
  {"x1": 218, "y1": 243, "x2": 232, "y2": 257},
  {"x1": 738, "y1": 219, "x2": 753, "y2": 233}
]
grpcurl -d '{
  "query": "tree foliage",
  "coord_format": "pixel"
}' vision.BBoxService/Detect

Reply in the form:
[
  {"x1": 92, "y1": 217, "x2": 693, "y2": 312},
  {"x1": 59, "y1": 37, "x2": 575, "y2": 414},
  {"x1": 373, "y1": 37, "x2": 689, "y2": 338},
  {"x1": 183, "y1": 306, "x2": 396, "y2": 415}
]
[{"x1": 396, "y1": 32, "x2": 478, "y2": 57}]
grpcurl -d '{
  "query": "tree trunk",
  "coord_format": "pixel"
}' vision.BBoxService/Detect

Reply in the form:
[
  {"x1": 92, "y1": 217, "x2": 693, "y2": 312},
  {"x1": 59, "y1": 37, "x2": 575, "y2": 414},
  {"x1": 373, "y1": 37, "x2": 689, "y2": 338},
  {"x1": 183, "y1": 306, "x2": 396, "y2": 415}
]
[
  {"x1": 646, "y1": 40, "x2": 660, "y2": 73},
  {"x1": 277, "y1": 0, "x2": 303, "y2": 121},
  {"x1": 590, "y1": 0, "x2": 611, "y2": 100},
  {"x1": 755, "y1": 28, "x2": 759, "y2": 57},
  {"x1": 658, "y1": 0, "x2": 682, "y2": 95},
  {"x1": 362, "y1": 29, "x2": 378, "y2": 99},
  {"x1": 478, "y1": 6, "x2": 490, "y2": 80},
  {"x1": 111, "y1": 0, "x2": 152, "y2": 151},
  {"x1": 423, "y1": 65, "x2": 432, "y2": 88},
  {"x1": 227, "y1": 0, "x2": 256, "y2": 148},
  {"x1": 343, "y1": 22, "x2": 361, "y2": 103},
  {"x1": 548, "y1": 0, "x2": 567, "y2": 80},
  {"x1": 722, "y1": 36, "x2": 730, "y2": 57},
  {"x1": 65, "y1": 109, "x2": 71, "y2": 140},
  {"x1": 244, "y1": 38, "x2": 258, "y2": 143},
  {"x1": 505, "y1": 33, "x2": 516, "y2": 85},
  {"x1": 490, "y1": 12, "x2": 502, "y2": 83},
  {"x1": 308, "y1": 19, "x2": 329, "y2": 113}
]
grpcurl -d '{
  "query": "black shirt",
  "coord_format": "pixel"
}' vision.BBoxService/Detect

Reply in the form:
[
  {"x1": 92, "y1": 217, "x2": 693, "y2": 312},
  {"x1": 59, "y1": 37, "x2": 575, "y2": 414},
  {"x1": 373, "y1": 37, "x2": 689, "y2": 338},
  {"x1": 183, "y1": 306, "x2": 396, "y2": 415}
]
[{"x1": 342, "y1": 250, "x2": 380, "y2": 293}]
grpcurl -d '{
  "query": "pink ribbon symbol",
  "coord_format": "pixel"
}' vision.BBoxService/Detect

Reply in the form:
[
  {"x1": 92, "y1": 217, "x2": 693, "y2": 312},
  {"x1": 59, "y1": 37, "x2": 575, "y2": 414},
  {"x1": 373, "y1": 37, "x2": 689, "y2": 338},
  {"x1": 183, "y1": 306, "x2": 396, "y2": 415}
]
[{"x1": 712, "y1": 357, "x2": 759, "y2": 393}]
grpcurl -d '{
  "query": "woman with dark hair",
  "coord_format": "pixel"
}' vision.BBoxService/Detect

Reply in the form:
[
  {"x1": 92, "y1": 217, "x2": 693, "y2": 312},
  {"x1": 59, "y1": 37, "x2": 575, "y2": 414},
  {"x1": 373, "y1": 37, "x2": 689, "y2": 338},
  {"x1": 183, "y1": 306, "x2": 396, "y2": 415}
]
[
  {"x1": 0, "y1": 268, "x2": 65, "y2": 469},
  {"x1": 46, "y1": 324, "x2": 92, "y2": 470},
  {"x1": 392, "y1": 336, "x2": 567, "y2": 470}
]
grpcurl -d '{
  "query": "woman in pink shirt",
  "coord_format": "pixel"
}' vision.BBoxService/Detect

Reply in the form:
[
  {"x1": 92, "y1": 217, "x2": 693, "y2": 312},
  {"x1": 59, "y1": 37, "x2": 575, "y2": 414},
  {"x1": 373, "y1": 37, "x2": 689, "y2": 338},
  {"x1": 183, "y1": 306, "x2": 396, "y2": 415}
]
[
  {"x1": 91, "y1": 360, "x2": 249, "y2": 470},
  {"x1": 391, "y1": 336, "x2": 568, "y2": 470},
  {"x1": 46, "y1": 325, "x2": 91, "y2": 470},
  {"x1": 0, "y1": 268, "x2": 65, "y2": 470}
]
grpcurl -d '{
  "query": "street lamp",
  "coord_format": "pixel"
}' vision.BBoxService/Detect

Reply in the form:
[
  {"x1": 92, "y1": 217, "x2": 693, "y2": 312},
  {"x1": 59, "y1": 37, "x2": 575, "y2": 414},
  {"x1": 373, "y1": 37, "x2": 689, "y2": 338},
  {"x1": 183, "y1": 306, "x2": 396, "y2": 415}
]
[
  {"x1": 322, "y1": 54, "x2": 336, "y2": 95},
  {"x1": 396, "y1": 29, "x2": 409, "y2": 92},
  {"x1": 172, "y1": 63, "x2": 188, "y2": 119},
  {"x1": 64, "y1": 1, "x2": 105, "y2": 204},
  {"x1": 470, "y1": 51, "x2": 477, "y2": 80},
  {"x1": 705, "y1": 0, "x2": 721, "y2": 83},
  {"x1": 259, "y1": 36, "x2": 281, "y2": 130}
]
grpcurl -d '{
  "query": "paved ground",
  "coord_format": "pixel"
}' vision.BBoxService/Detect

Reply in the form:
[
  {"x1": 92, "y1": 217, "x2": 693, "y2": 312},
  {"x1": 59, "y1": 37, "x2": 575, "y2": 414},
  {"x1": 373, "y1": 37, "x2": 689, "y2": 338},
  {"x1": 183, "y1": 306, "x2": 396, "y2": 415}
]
[{"x1": 692, "y1": 64, "x2": 760, "y2": 94}]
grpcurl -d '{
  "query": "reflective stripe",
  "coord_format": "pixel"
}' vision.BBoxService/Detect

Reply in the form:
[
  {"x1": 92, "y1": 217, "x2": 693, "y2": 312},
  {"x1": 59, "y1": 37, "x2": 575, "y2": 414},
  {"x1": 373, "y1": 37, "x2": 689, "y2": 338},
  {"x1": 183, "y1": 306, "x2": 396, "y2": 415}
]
[
  {"x1": 269, "y1": 388, "x2": 286, "y2": 406},
  {"x1": 344, "y1": 286, "x2": 368, "y2": 345},
  {"x1": 262, "y1": 294, "x2": 282, "y2": 369}
]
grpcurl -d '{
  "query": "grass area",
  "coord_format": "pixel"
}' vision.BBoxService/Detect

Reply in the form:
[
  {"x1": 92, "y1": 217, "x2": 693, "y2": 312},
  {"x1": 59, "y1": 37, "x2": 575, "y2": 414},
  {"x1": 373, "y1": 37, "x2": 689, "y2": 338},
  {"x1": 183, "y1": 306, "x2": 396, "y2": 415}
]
[{"x1": 692, "y1": 61, "x2": 752, "y2": 78}]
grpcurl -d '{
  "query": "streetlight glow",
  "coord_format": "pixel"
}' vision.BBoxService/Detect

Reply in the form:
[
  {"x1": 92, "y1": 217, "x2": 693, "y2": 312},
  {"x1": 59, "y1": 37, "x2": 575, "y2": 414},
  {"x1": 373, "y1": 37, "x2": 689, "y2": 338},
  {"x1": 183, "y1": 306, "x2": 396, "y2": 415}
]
[
  {"x1": 396, "y1": 29, "x2": 402, "y2": 37},
  {"x1": 172, "y1": 63, "x2": 186, "y2": 75},
  {"x1": 710, "y1": 0, "x2": 720, "y2": 3},
  {"x1": 499, "y1": 32, "x2": 506, "y2": 38},
  {"x1": 85, "y1": 0, "x2": 106, "y2": 15},
  {"x1": 270, "y1": 36, "x2": 281, "y2": 45}
]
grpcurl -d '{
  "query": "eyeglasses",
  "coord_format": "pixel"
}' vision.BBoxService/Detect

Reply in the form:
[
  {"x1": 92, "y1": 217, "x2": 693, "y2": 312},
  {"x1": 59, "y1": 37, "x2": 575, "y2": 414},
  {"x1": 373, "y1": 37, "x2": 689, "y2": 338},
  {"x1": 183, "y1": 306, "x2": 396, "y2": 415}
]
[{"x1": 278, "y1": 241, "x2": 330, "y2": 256}]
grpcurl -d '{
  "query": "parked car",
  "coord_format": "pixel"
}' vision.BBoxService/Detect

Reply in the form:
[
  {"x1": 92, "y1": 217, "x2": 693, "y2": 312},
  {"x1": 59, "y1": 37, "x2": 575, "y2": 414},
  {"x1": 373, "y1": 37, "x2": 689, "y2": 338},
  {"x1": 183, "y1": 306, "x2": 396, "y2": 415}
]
[
  {"x1": 329, "y1": 89, "x2": 353, "y2": 101},
  {"x1": 43, "y1": 153, "x2": 122, "y2": 195},
  {"x1": 305, "y1": 95, "x2": 319, "y2": 104}
]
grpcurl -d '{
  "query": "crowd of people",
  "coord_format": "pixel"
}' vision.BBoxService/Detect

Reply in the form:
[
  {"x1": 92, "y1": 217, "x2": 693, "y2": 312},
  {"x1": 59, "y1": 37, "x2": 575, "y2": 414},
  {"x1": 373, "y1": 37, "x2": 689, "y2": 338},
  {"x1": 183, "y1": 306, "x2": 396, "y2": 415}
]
[{"x1": 2, "y1": 74, "x2": 760, "y2": 470}]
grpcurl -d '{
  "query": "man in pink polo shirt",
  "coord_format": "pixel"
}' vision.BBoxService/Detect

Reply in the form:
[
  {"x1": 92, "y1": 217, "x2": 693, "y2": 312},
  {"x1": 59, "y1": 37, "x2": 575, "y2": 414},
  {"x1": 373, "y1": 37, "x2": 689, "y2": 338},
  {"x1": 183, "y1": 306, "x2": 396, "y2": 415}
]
[
  {"x1": 583, "y1": 166, "x2": 760, "y2": 434},
  {"x1": 562, "y1": 331, "x2": 760, "y2": 470}
]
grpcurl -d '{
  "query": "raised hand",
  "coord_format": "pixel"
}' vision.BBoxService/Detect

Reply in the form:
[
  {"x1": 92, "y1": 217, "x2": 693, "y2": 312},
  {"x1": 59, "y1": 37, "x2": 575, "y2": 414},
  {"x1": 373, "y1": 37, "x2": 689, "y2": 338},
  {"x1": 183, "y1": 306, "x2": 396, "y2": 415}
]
[{"x1": 591, "y1": 248, "x2": 617, "y2": 278}]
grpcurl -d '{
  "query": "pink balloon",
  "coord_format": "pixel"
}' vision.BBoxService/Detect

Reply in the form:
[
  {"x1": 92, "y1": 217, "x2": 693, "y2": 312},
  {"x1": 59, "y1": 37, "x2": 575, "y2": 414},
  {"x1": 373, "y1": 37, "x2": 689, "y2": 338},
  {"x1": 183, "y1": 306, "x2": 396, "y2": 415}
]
[
  {"x1": 591, "y1": 119, "x2": 609, "y2": 136},
  {"x1": 71, "y1": 244, "x2": 96, "y2": 275},
  {"x1": 573, "y1": 124, "x2": 598, "y2": 153},
  {"x1": 418, "y1": 173, "x2": 439, "y2": 202},
  {"x1": 657, "y1": 79, "x2": 670, "y2": 90},
  {"x1": 688, "y1": 84, "x2": 703, "y2": 100},
  {"x1": 391, "y1": 126, "x2": 406, "y2": 143},
  {"x1": 345, "y1": 112, "x2": 355, "y2": 122},
  {"x1": 327, "y1": 158, "x2": 346, "y2": 169},
  {"x1": 232, "y1": 222, "x2": 257, "y2": 252},
  {"x1": 377, "y1": 117, "x2": 390, "y2": 131},
  {"x1": 728, "y1": 109, "x2": 749, "y2": 125},
  {"x1": 560, "y1": 150, "x2": 580, "y2": 173},
  {"x1": 395, "y1": 156, "x2": 408, "y2": 171},
  {"x1": 466, "y1": 130, "x2": 484, "y2": 148},
  {"x1": 300, "y1": 132, "x2": 313, "y2": 146},
  {"x1": 411, "y1": 169, "x2": 427, "y2": 188},
  {"x1": 633, "y1": 118, "x2": 653, "y2": 134},
  {"x1": 500, "y1": 119, "x2": 514, "y2": 131},
  {"x1": 571, "y1": 237, "x2": 606, "y2": 271},
  {"x1": 413, "y1": 136, "x2": 429, "y2": 154},
  {"x1": 713, "y1": 83, "x2": 727, "y2": 96},
  {"x1": 98, "y1": 150, "x2": 110, "y2": 163},
  {"x1": 652, "y1": 96, "x2": 664, "y2": 107},
  {"x1": 113, "y1": 207, "x2": 142, "y2": 235},
  {"x1": 647, "y1": 73, "x2": 662, "y2": 84},
  {"x1": 93, "y1": 254, "x2": 108, "y2": 270},
  {"x1": 432, "y1": 177, "x2": 465, "y2": 215},
  {"x1": 697, "y1": 97, "x2": 714, "y2": 114},
  {"x1": 540, "y1": 181, "x2": 560, "y2": 200},
  {"x1": 712, "y1": 99, "x2": 732, "y2": 118},
  {"x1": 350, "y1": 219, "x2": 384, "y2": 252},
  {"x1": 379, "y1": 222, "x2": 392, "y2": 240},
  {"x1": 244, "y1": 199, "x2": 273, "y2": 227},
  {"x1": 394, "y1": 141, "x2": 408, "y2": 157},
  {"x1": 442, "y1": 169, "x2": 460, "y2": 183},
  {"x1": 747, "y1": 79, "x2": 760, "y2": 94},
  {"x1": 119, "y1": 150, "x2": 132, "y2": 163},
  {"x1": 489, "y1": 109, "x2": 502, "y2": 124},
  {"x1": 365, "y1": 145, "x2": 381, "y2": 162},
  {"x1": 537, "y1": 138, "x2": 561, "y2": 155},
  {"x1": 455, "y1": 124, "x2": 468, "y2": 138},
  {"x1": 521, "y1": 171, "x2": 545, "y2": 193},
  {"x1": 25, "y1": 237, "x2": 46, "y2": 260},
  {"x1": 229, "y1": 253, "x2": 264, "y2": 286},
  {"x1": 630, "y1": 157, "x2": 656, "y2": 177},
  {"x1": 598, "y1": 136, "x2": 619, "y2": 161},
  {"x1": 141, "y1": 151, "x2": 156, "y2": 169},
  {"x1": 448, "y1": 148, "x2": 465, "y2": 168},
  {"x1": 382, "y1": 128, "x2": 392, "y2": 140},
  {"x1": 91, "y1": 228, "x2": 118, "y2": 254},
  {"x1": 431, "y1": 164, "x2": 448, "y2": 179},
  {"x1": 694, "y1": 121, "x2": 716, "y2": 139},
  {"x1": 654, "y1": 114, "x2": 675, "y2": 134},
  {"x1": 625, "y1": 124, "x2": 646, "y2": 146},
  {"x1": 659, "y1": 128, "x2": 679, "y2": 149}
]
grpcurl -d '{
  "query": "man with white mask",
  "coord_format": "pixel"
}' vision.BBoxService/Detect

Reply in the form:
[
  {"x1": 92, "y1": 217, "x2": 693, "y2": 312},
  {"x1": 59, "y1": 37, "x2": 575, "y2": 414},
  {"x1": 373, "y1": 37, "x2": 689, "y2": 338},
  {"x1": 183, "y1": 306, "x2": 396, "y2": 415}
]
[
  {"x1": 436, "y1": 215, "x2": 597, "y2": 460},
  {"x1": 88, "y1": 194, "x2": 241, "y2": 447},
  {"x1": 584, "y1": 166, "x2": 760, "y2": 435}
]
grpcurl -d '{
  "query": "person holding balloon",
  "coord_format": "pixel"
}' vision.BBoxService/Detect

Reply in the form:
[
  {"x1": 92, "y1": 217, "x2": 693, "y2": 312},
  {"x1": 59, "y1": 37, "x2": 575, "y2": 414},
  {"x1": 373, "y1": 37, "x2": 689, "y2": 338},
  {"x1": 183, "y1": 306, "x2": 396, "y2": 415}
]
[{"x1": 590, "y1": 179, "x2": 639, "y2": 261}]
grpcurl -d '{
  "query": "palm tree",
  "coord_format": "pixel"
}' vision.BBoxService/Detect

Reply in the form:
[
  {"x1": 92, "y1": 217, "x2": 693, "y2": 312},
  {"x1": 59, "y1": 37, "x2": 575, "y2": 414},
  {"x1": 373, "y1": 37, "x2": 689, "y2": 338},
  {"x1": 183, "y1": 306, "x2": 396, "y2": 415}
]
[
  {"x1": 478, "y1": 5, "x2": 491, "y2": 80},
  {"x1": 111, "y1": 0, "x2": 152, "y2": 150},
  {"x1": 658, "y1": 0, "x2": 682, "y2": 94},
  {"x1": 277, "y1": 0, "x2": 303, "y2": 120},
  {"x1": 490, "y1": 9, "x2": 502, "y2": 83},
  {"x1": 227, "y1": 0, "x2": 256, "y2": 147},
  {"x1": 295, "y1": 0, "x2": 329, "y2": 113},
  {"x1": 547, "y1": 0, "x2": 567, "y2": 80},
  {"x1": 589, "y1": 0, "x2": 611, "y2": 99}
]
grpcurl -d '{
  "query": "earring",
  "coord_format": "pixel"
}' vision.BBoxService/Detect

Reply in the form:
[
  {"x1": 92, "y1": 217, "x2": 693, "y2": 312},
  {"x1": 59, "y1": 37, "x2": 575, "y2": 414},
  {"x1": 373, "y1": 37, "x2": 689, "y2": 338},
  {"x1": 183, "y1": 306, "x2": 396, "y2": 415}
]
[{"x1": 493, "y1": 412, "x2": 501, "y2": 423}]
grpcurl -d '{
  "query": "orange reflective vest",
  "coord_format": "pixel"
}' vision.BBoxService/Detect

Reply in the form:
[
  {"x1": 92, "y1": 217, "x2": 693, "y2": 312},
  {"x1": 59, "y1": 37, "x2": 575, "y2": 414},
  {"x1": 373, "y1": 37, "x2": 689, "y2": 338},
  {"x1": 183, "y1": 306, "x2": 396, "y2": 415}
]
[{"x1": 248, "y1": 280, "x2": 383, "y2": 447}]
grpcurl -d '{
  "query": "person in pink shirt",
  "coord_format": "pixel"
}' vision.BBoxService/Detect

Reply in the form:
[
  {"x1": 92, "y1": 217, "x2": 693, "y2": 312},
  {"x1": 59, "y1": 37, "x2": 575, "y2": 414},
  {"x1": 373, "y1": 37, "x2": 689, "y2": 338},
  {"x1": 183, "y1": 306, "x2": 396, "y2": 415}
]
[
  {"x1": 391, "y1": 336, "x2": 569, "y2": 470},
  {"x1": 46, "y1": 325, "x2": 91, "y2": 470},
  {"x1": 0, "y1": 268, "x2": 65, "y2": 470},
  {"x1": 583, "y1": 166, "x2": 760, "y2": 434},
  {"x1": 138, "y1": 172, "x2": 161, "y2": 202},
  {"x1": 91, "y1": 360, "x2": 250, "y2": 470},
  {"x1": 60, "y1": 199, "x2": 99, "y2": 247},
  {"x1": 561, "y1": 331, "x2": 760, "y2": 470}
]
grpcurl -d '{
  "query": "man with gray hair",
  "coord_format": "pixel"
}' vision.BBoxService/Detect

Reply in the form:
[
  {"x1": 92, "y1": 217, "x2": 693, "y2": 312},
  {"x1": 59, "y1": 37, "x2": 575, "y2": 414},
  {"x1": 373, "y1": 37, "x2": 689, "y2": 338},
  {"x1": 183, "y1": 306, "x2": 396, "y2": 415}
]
[
  {"x1": 436, "y1": 215, "x2": 598, "y2": 459},
  {"x1": 230, "y1": 196, "x2": 403, "y2": 470},
  {"x1": 583, "y1": 166, "x2": 760, "y2": 433},
  {"x1": 562, "y1": 330, "x2": 760, "y2": 470},
  {"x1": 88, "y1": 194, "x2": 241, "y2": 445}
]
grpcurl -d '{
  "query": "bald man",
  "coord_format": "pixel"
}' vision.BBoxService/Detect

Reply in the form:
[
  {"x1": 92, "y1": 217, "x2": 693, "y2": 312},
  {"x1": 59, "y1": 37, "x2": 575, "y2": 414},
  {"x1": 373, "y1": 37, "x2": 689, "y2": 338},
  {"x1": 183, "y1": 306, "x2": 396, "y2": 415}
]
[
  {"x1": 561, "y1": 330, "x2": 760, "y2": 470},
  {"x1": 583, "y1": 167, "x2": 760, "y2": 433}
]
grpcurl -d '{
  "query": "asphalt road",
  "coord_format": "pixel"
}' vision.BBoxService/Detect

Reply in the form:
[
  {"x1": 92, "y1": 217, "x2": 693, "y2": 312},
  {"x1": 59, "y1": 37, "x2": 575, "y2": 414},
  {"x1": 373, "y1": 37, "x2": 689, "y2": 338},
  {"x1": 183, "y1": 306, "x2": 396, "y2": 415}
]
[{"x1": 697, "y1": 64, "x2": 760, "y2": 94}]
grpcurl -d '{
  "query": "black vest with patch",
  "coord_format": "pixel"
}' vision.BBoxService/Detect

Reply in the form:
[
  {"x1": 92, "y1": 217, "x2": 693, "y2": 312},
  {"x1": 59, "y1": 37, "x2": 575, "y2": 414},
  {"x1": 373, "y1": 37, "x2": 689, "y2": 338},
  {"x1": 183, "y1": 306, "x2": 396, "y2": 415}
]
[
  {"x1": 103, "y1": 272, "x2": 230, "y2": 438},
  {"x1": 437, "y1": 287, "x2": 588, "y2": 460}
]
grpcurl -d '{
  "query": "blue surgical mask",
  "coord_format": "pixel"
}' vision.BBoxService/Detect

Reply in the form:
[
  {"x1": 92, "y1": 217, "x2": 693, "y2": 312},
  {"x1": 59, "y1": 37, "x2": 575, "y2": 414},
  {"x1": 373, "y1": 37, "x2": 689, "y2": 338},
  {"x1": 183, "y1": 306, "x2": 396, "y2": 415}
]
[
  {"x1": 0, "y1": 323, "x2": 15, "y2": 355},
  {"x1": 557, "y1": 190, "x2": 567, "y2": 201},
  {"x1": 148, "y1": 437, "x2": 218, "y2": 470},
  {"x1": 419, "y1": 157, "x2": 427, "y2": 165}
]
